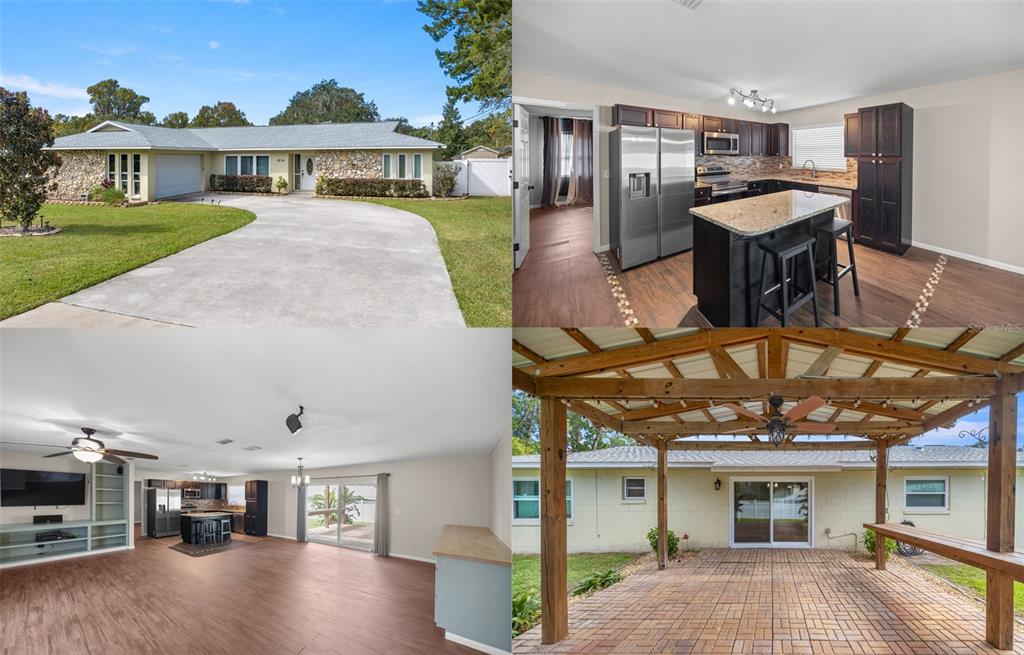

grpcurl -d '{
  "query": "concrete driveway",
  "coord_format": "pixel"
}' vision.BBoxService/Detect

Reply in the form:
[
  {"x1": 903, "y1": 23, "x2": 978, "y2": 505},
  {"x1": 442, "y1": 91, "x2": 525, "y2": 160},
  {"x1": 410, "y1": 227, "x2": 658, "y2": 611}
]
[{"x1": 5, "y1": 194, "x2": 464, "y2": 327}]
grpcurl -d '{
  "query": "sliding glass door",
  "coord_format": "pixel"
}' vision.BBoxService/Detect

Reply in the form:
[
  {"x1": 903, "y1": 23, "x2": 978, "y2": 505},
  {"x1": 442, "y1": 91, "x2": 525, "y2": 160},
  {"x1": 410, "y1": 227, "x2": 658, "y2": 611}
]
[
  {"x1": 305, "y1": 477, "x2": 376, "y2": 550},
  {"x1": 731, "y1": 478, "x2": 811, "y2": 547}
]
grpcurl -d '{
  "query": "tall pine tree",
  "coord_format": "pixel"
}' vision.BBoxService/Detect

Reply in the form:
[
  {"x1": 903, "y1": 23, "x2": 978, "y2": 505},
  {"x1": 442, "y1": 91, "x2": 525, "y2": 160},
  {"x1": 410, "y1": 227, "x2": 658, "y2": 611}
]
[{"x1": 435, "y1": 97, "x2": 469, "y2": 160}]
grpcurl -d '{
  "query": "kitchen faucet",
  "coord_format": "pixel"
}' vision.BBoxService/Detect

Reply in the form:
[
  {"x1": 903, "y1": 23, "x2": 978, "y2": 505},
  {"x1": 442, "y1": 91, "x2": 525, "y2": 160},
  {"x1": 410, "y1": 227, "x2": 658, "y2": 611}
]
[{"x1": 802, "y1": 160, "x2": 817, "y2": 178}]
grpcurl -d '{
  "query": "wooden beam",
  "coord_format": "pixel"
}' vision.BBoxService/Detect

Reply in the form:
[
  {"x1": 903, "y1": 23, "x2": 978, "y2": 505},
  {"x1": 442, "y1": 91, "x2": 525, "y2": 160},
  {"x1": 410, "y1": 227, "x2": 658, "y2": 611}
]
[
  {"x1": 875, "y1": 440, "x2": 889, "y2": 570},
  {"x1": 630, "y1": 419, "x2": 917, "y2": 436},
  {"x1": 535, "y1": 375, "x2": 997, "y2": 402},
  {"x1": 561, "y1": 328, "x2": 602, "y2": 353},
  {"x1": 566, "y1": 400, "x2": 622, "y2": 433},
  {"x1": 767, "y1": 330, "x2": 785, "y2": 378},
  {"x1": 802, "y1": 346, "x2": 844, "y2": 378},
  {"x1": 945, "y1": 327, "x2": 981, "y2": 353},
  {"x1": 709, "y1": 346, "x2": 749, "y2": 379},
  {"x1": 999, "y1": 341, "x2": 1024, "y2": 363},
  {"x1": 987, "y1": 571, "x2": 1014, "y2": 649},
  {"x1": 666, "y1": 439, "x2": 878, "y2": 451},
  {"x1": 922, "y1": 399, "x2": 988, "y2": 433},
  {"x1": 987, "y1": 376, "x2": 1017, "y2": 553},
  {"x1": 513, "y1": 339, "x2": 546, "y2": 366},
  {"x1": 785, "y1": 329, "x2": 1021, "y2": 376},
  {"x1": 657, "y1": 439, "x2": 668, "y2": 571},
  {"x1": 534, "y1": 329, "x2": 768, "y2": 377},
  {"x1": 513, "y1": 367, "x2": 535, "y2": 395},
  {"x1": 539, "y1": 398, "x2": 568, "y2": 645},
  {"x1": 828, "y1": 401, "x2": 924, "y2": 422},
  {"x1": 620, "y1": 401, "x2": 711, "y2": 421}
]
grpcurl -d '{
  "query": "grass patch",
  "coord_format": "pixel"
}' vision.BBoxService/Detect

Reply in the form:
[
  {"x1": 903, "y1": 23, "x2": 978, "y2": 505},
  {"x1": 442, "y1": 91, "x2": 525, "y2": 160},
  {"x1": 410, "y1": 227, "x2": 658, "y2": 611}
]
[
  {"x1": 920, "y1": 563, "x2": 1024, "y2": 613},
  {"x1": 360, "y1": 196, "x2": 511, "y2": 327},
  {"x1": 0, "y1": 203, "x2": 254, "y2": 320},
  {"x1": 513, "y1": 552, "x2": 641, "y2": 598}
]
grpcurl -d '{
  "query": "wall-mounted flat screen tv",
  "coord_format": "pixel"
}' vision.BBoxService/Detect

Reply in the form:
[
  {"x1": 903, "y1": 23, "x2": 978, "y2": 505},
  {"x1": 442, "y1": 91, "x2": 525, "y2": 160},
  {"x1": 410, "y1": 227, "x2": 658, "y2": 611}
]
[{"x1": 0, "y1": 469, "x2": 87, "y2": 506}]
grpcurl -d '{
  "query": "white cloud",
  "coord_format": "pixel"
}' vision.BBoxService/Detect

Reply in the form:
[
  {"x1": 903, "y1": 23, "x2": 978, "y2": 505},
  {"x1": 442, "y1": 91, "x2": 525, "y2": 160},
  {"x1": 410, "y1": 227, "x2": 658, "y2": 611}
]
[
  {"x1": 411, "y1": 114, "x2": 443, "y2": 127},
  {"x1": 0, "y1": 72, "x2": 88, "y2": 99},
  {"x1": 208, "y1": 41, "x2": 221, "y2": 50},
  {"x1": 81, "y1": 44, "x2": 135, "y2": 57}
]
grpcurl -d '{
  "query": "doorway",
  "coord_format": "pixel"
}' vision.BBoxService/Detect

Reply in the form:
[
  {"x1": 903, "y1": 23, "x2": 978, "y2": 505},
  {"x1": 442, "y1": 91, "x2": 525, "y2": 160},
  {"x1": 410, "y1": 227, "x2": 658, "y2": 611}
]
[
  {"x1": 298, "y1": 153, "x2": 317, "y2": 191},
  {"x1": 730, "y1": 478, "x2": 812, "y2": 547},
  {"x1": 305, "y1": 477, "x2": 377, "y2": 551}
]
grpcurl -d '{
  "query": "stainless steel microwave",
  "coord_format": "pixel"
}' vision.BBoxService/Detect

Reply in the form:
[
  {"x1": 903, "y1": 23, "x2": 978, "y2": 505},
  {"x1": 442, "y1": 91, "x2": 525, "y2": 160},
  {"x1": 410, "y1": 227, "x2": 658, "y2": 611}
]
[
  {"x1": 703, "y1": 131, "x2": 739, "y2": 155},
  {"x1": 183, "y1": 488, "x2": 201, "y2": 499}
]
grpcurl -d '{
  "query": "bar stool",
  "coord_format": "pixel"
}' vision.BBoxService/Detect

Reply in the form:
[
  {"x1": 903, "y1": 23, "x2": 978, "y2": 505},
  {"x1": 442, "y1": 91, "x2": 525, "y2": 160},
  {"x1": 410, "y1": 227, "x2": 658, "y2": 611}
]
[
  {"x1": 814, "y1": 218, "x2": 860, "y2": 316},
  {"x1": 755, "y1": 234, "x2": 820, "y2": 327}
]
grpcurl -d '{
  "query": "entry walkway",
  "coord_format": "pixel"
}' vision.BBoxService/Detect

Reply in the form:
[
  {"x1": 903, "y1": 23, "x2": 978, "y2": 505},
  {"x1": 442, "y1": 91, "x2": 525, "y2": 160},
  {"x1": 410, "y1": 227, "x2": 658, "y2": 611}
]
[{"x1": 513, "y1": 549, "x2": 1024, "y2": 654}]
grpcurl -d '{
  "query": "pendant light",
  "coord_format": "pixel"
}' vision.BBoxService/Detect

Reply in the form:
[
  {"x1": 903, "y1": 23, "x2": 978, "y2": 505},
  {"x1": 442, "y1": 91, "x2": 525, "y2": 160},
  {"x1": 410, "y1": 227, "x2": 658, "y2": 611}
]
[{"x1": 290, "y1": 457, "x2": 310, "y2": 488}]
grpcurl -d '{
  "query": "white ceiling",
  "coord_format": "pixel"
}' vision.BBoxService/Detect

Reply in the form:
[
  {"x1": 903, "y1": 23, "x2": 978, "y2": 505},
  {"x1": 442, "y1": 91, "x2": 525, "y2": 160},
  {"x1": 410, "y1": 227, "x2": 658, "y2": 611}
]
[
  {"x1": 513, "y1": 0, "x2": 1024, "y2": 112},
  {"x1": 0, "y1": 329, "x2": 510, "y2": 477}
]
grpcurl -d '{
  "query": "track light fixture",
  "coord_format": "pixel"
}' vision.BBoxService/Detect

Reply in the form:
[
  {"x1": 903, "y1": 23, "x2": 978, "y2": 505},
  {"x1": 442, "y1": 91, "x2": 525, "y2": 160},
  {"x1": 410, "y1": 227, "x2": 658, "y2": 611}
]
[
  {"x1": 286, "y1": 406, "x2": 305, "y2": 435},
  {"x1": 728, "y1": 88, "x2": 776, "y2": 114}
]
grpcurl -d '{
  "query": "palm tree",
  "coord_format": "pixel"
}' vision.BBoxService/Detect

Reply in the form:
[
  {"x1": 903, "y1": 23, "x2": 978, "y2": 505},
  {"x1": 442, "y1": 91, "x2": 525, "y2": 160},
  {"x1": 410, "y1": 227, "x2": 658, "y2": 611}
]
[
  {"x1": 341, "y1": 487, "x2": 366, "y2": 525},
  {"x1": 308, "y1": 487, "x2": 338, "y2": 527}
]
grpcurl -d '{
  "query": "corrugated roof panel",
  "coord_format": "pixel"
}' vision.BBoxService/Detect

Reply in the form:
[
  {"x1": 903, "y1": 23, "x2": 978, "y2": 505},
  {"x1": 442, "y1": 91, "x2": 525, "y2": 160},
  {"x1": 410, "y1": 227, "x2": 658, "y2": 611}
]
[
  {"x1": 514, "y1": 329, "x2": 588, "y2": 362},
  {"x1": 960, "y1": 330, "x2": 1023, "y2": 361},
  {"x1": 580, "y1": 327, "x2": 647, "y2": 351}
]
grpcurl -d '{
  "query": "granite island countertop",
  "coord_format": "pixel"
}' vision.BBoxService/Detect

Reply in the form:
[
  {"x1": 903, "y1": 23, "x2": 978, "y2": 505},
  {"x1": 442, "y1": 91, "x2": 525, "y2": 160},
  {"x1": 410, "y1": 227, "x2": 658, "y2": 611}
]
[
  {"x1": 689, "y1": 190, "x2": 849, "y2": 236},
  {"x1": 432, "y1": 524, "x2": 511, "y2": 566},
  {"x1": 743, "y1": 173, "x2": 856, "y2": 190},
  {"x1": 182, "y1": 511, "x2": 234, "y2": 518}
]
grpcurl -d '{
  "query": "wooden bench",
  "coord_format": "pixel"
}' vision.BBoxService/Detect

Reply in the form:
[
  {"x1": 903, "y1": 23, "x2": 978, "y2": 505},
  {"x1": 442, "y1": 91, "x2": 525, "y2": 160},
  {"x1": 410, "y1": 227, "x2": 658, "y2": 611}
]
[{"x1": 864, "y1": 522, "x2": 1024, "y2": 581}]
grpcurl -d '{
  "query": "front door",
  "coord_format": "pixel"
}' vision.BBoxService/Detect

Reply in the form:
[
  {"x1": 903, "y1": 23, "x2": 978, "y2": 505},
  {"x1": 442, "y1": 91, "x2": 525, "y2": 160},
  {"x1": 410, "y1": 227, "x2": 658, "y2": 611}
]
[
  {"x1": 299, "y1": 153, "x2": 317, "y2": 191},
  {"x1": 731, "y1": 479, "x2": 811, "y2": 547}
]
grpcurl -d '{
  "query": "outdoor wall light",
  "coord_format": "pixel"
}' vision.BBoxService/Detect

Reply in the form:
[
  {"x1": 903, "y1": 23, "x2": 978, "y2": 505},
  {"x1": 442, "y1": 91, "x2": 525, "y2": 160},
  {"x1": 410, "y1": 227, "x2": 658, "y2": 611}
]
[{"x1": 714, "y1": 478, "x2": 721, "y2": 492}]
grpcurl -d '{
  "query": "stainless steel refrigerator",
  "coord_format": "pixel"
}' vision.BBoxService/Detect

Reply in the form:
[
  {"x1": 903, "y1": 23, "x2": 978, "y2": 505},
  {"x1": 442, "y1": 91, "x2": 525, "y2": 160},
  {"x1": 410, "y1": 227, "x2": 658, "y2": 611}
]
[
  {"x1": 146, "y1": 487, "x2": 181, "y2": 538},
  {"x1": 609, "y1": 126, "x2": 695, "y2": 269}
]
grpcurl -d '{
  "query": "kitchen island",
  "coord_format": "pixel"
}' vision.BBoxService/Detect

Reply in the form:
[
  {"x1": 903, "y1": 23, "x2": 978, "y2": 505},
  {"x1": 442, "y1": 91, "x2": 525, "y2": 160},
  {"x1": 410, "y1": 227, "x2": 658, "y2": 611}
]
[
  {"x1": 690, "y1": 191, "x2": 850, "y2": 326},
  {"x1": 180, "y1": 512, "x2": 233, "y2": 545}
]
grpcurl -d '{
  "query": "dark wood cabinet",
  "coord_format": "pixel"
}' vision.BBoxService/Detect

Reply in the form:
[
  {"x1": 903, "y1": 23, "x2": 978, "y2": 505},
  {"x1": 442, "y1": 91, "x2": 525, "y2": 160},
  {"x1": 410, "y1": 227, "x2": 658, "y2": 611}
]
[
  {"x1": 750, "y1": 124, "x2": 764, "y2": 156},
  {"x1": 721, "y1": 117, "x2": 737, "y2": 134},
  {"x1": 652, "y1": 109, "x2": 682, "y2": 129},
  {"x1": 854, "y1": 102, "x2": 912, "y2": 255},
  {"x1": 613, "y1": 104, "x2": 652, "y2": 127},
  {"x1": 877, "y1": 103, "x2": 903, "y2": 157},
  {"x1": 858, "y1": 106, "x2": 877, "y2": 156},
  {"x1": 775, "y1": 123, "x2": 789, "y2": 157},
  {"x1": 683, "y1": 114, "x2": 701, "y2": 155},
  {"x1": 844, "y1": 113, "x2": 860, "y2": 157},
  {"x1": 766, "y1": 124, "x2": 779, "y2": 156},
  {"x1": 695, "y1": 185, "x2": 711, "y2": 207},
  {"x1": 244, "y1": 480, "x2": 268, "y2": 536},
  {"x1": 737, "y1": 121, "x2": 751, "y2": 156},
  {"x1": 701, "y1": 115, "x2": 723, "y2": 133}
]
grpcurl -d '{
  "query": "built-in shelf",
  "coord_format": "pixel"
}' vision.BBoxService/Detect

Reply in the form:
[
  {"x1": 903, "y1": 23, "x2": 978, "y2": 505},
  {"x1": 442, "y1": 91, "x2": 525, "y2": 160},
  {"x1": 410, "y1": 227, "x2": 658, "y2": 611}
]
[
  {"x1": 0, "y1": 536, "x2": 89, "y2": 550},
  {"x1": 96, "y1": 474, "x2": 124, "y2": 479}
]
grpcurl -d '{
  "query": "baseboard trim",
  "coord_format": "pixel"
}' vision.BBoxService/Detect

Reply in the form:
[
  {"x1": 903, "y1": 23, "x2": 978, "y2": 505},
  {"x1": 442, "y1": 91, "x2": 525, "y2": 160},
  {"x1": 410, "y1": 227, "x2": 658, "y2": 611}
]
[
  {"x1": 444, "y1": 631, "x2": 510, "y2": 655},
  {"x1": 391, "y1": 551, "x2": 435, "y2": 564},
  {"x1": 911, "y1": 240, "x2": 1023, "y2": 275},
  {"x1": 267, "y1": 533, "x2": 296, "y2": 540},
  {"x1": 596, "y1": 243, "x2": 611, "y2": 253}
]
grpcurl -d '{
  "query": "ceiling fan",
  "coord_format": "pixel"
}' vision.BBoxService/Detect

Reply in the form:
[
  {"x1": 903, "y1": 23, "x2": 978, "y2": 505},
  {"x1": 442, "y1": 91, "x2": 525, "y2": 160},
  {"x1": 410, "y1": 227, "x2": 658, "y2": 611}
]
[
  {"x1": 1, "y1": 428, "x2": 159, "y2": 465},
  {"x1": 722, "y1": 395, "x2": 834, "y2": 446}
]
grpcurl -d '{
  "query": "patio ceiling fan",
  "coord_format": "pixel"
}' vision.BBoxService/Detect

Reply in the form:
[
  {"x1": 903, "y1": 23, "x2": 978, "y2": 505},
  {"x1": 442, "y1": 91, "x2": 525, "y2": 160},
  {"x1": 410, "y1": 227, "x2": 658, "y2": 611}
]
[
  {"x1": 721, "y1": 395, "x2": 834, "y2": 446},
  {"x1": 1, "y1": 427, "x2": 159, "y2": 465}
]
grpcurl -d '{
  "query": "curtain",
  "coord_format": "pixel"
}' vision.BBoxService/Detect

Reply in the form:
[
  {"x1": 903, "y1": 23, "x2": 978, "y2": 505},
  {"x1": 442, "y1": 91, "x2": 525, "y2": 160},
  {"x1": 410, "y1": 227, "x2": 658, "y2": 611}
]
[
  {"x1": 540, "y1": 116, "x2": 562, "y2": 207},
  {"x1": 372, "y1": 473, "x2": 390, "y2": 556},
  {"x1": 573, "y1": 119, "x2": 594, "y2": 204},
  {"x1": 562, "y1": 123, "x2": 578, "y2": 206},
  {"x1": 296, "y1": 483, "x2": 307, "y2": 543}
]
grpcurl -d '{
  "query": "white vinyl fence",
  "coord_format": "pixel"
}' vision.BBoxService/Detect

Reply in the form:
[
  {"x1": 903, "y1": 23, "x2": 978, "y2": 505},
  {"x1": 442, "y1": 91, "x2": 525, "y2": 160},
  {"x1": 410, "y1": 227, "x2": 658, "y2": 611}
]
[{"x1": 444, "y1": 158, "x2": 512, "y2": 196}]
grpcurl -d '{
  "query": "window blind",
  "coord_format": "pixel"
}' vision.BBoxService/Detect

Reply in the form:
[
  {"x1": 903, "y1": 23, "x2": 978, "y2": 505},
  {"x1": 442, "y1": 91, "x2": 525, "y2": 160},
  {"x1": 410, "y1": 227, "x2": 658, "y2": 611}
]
[{"x1": 791, "y1": 124, "x2": 847, "y2": 171}]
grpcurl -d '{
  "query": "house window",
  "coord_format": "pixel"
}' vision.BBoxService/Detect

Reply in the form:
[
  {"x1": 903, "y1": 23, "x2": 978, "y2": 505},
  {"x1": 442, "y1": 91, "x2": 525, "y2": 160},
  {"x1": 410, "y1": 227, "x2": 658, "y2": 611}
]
[
  {"x1": 225, "y1": 156, "x2": 239, "y2": 176},
  {"x1": 240, "y1": 156, "x2": 253, "y2": 175},
  {"x1": 227, "y1": 484, "x2": 244, "y2": 506},
  {"x1": 108, "y1": 154, "x2": 116, "y2": 183},
  {"x1": 905, "y1": 477, "x2": 949, "y2": 512},
  {"x1": 414, "y1": 154, "x2": 422, "y2": 179},
  {"x1": 623, "y1": 477, "x2": 646, "y2": 501},
  {"x1": 513, "y1": 478, "x2": 572, "y2": 521},
  {"x1": 120, "y1": 154, "x2": 128, "y2": 192},
  {"x1": 791, "y1": 124, "x2": 847, "y2": 171},
  {"x1": 132, "y1": 154, "x2": 140, "y2": 196},
  {"x1": 256, "y1": 155, "x2": 269, "y2": 176},
  {"x1": 382, "y1": 154, "x2": 391, "y2": 178},
  {"x1": 398, "y1": 154, "x2": 407, "y2": 179}
]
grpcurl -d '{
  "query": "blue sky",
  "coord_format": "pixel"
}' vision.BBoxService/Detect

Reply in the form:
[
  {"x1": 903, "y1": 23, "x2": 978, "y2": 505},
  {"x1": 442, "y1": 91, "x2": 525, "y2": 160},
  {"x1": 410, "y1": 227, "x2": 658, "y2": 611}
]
[{"x1": 0, "y1": 0, "x2": 486, "y2": 126}]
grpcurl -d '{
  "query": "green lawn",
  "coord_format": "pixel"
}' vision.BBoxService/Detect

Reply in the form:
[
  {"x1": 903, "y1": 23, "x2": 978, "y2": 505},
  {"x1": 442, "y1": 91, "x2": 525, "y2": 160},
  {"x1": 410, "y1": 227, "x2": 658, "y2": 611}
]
[
  {"x1": 361, "y1": 196, "x2": 511, "y2": 327},
  {"x1": 0, "y1": 203, "x2": 254, "y2": 320},
  {"x1": 921, "y1": 563, "x2": 1024, "y2": 613},
  {"x1": 513, "y1": 552, "x2": 642, "y2": 598}
]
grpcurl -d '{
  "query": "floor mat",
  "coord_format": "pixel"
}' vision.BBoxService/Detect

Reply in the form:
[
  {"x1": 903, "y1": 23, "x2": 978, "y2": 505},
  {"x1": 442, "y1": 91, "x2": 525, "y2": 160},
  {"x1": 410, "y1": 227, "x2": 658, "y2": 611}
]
[{"x1": 168, "y1": 533, "x2": 268, "y2": 557}]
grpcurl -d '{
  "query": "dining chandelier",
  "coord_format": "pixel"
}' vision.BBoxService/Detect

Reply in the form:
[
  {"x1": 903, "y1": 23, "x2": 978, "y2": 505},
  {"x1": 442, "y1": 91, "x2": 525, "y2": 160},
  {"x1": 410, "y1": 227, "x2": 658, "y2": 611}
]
[{"x1": 728, "y1": 88, "x2": 777, "y2": 114}]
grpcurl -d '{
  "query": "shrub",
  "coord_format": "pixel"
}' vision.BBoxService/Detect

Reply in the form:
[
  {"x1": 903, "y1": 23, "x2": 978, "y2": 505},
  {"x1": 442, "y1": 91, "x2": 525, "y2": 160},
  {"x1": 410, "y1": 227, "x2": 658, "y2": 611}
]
[
  {"x1": 275, "y1": 177, "x2": 289, "y2": 193},
  {"x1": 209, "y1": 174, "x2": 272, "y2": 193},
  {"x1": 89, "y1": 186, "x2": 126, "y2": 205},
  {"x1": 99, "y1": 176, "x2": 114, "y2": 189},
  {"x1": 316, "y1": 177, "x2": 428, "y2": 198},
  {"x1": 572, "y1": 569, "x2": 622, "y2": 596},
  {"x1": 863, "y1": 529, "x2": 898, "y2": 560},
  {"x1": 646, "y1": 526, "x2": 680, "y2": 559},
  {"x1": 511, "y1": 591, "x2": 540, "y2": 637},
  {"x1": 433, "y1": 162, "x2": 461, "y2": 197}
]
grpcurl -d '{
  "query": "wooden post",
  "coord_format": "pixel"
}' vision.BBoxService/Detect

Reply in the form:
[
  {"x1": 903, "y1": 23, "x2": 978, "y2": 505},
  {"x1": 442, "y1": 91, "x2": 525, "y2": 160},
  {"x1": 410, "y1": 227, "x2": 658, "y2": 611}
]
[
  {"x1": 875, "y1": 439, "x2": 888, "y2": 570},
  {"x1": 657, "y1": 439, "x2": 668, "y2": 570},
  {"x1": 540, "y1": 398, "x2": 568, "y2": 644},
  {"x1": 986, "y1": 377, "x2": 1017, "y2": 650}
]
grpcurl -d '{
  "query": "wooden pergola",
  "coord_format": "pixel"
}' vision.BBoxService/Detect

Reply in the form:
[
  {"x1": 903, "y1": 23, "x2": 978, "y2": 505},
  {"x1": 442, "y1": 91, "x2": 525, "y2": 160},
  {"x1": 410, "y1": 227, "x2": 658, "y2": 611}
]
[{"x1": 513, "y1": 327, "x2": 1024, "y2": 649}]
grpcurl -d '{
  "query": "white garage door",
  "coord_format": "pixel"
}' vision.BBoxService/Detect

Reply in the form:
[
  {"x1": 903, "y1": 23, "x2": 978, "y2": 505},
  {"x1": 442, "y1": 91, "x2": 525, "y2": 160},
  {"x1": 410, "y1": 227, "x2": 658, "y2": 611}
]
[{"x1": 155, "y1": 155, "x2": 201, "y2": 198}]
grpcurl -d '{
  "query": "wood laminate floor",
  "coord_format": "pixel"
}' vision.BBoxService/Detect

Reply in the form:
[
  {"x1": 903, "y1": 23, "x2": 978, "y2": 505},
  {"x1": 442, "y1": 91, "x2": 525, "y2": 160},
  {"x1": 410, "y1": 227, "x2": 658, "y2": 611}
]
[
  {"x1": 513, "y1": 205, "x2": 1024, "y2": 327},
  {"x1": 0, "y1": 525, "x2": 476, "y2": 655}
]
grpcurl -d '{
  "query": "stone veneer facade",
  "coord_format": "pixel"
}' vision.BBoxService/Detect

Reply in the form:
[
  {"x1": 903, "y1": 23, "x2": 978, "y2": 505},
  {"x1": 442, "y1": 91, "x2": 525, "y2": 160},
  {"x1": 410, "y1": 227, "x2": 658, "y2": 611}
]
[
  {"x1": 697, "y1": 154, "x2": 859, "y2": 188},
  {"x1": 47, "y1": 150, "x2": 107, "y2": 200},
  {"x1": 315, "y1": 149, "x2": 382, "y2": 179}
]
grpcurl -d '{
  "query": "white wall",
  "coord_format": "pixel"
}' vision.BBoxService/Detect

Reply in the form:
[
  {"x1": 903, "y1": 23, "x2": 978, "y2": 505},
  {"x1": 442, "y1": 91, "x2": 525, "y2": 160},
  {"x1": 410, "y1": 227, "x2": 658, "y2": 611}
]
[
  {"x1": 0, "y1": 451, "x2": 93, "y2": 524},
  {"x1": 777, "y1": 68, "x2": 1024, "y2": 272},
  {"x1": 222, "y1": 451, "x2": 494, "y2": 562},
  {"x1": 489, "y1": 431, "x2": 512, "y2": 547}
]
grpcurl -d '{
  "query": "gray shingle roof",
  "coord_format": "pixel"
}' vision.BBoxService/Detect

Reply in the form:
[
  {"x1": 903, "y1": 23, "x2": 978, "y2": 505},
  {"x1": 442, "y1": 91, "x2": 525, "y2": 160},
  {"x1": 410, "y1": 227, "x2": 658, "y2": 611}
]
[
  {"x1": 51, "y1": 120, "x2": 443, "y2": 151},
  {"x1": 512, "y1": 445, "x2": 1017, "y2": 469}
]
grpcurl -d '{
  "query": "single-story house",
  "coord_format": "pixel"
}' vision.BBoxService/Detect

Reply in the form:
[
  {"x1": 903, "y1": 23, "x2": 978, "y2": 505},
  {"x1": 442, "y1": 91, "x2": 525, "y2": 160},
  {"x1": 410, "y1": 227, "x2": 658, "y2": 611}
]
[
  {"x1": 512, "y1": 444, "x2": 1024, "y2": 554},
  {"x1": 453, "y1": 145, "x2": 510, "y2": 160},
  {"x1": 48, "y1": 120, "x2": 444, "y2": 201}
]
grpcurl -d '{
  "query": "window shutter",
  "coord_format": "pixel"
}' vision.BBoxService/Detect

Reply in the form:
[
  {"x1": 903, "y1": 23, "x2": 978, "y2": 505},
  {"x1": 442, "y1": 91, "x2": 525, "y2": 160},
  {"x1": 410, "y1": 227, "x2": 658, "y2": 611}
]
[{"x1": 791, "y1": 125, "x2": 847, "y2": 171}]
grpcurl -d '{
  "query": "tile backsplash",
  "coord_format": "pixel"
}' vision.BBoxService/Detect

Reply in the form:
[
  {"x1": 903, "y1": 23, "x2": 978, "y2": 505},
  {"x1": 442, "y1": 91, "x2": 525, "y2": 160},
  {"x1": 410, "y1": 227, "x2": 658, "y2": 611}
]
[
  {"x1": 182, "y1": 498, "x2": 244, "y2": 511},
  {"x1": 697, "y1": 155, "x2": 858, "y2": 187}
]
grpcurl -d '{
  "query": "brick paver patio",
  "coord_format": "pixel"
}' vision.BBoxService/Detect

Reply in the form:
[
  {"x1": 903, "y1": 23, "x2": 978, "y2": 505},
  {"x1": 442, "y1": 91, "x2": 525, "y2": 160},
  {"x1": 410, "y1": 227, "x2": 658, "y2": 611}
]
[{"x1": 514, "y1": 549, "x2": 1024, "y2": 654}]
